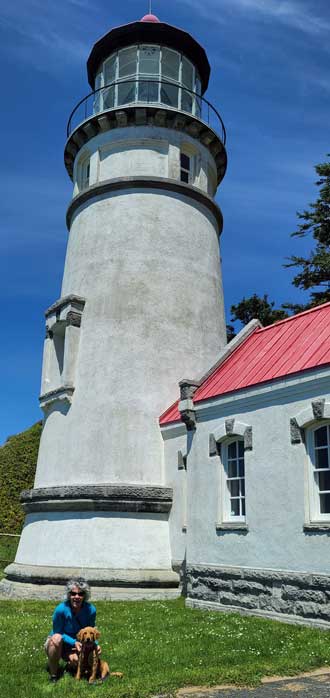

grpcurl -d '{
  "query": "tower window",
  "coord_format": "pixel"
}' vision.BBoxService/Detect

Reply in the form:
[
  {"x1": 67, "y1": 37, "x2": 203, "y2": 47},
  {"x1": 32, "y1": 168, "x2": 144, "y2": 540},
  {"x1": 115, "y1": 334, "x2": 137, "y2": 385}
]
[
  {"x1": 180, "y1": 153, "x2": 191, "y2": 183},
  {"x1": 222, "y1": 438, "x2": 246, "y2": 521},
  {"x1": 78, "y1": 156, "x2": 90, "y2": 191}
]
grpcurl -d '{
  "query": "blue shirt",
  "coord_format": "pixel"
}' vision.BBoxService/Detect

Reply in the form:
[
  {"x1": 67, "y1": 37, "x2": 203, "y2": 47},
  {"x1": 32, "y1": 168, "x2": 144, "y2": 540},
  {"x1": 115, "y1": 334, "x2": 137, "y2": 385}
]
[{"x1": 50, "y1": 600, "x2": 97, "y2": 647}]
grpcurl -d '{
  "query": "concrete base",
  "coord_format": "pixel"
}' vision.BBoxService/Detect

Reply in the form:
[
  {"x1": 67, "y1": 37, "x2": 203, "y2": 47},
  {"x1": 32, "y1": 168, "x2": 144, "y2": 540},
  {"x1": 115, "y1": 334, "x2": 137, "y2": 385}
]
[
  {"x1": 4, "y1": 562, "x2": 179, "y2": 587},
  {"x1": 0, "y1": 577, "x2": 181, "y2": 601}
]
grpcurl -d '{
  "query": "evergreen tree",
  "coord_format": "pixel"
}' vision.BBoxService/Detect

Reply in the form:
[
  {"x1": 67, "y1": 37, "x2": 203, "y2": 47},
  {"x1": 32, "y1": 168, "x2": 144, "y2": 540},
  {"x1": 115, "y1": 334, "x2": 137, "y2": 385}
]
[
  {"x1": 284, "y1": 156, "x2": 330, "y2": 308},
  {"x1": 230, "y1": 294, "x2": 288, "y2": 331}
]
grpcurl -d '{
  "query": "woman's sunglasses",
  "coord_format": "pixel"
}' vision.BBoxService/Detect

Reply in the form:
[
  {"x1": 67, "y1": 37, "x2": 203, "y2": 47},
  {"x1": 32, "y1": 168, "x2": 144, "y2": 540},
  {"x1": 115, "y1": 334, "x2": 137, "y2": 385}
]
[{"x1": 70, "y1": 591, "x2": 84, "y2": 597}]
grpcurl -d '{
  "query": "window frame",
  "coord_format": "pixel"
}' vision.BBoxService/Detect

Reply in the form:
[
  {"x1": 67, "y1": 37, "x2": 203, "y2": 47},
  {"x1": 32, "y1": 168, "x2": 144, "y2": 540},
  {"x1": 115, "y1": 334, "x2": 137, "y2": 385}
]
[
  {"x1": 221, "y1": 437, "x2": 246, "y2": 524},
  {"x1": 180, "y1": 152, "x2": 191, "y2": 183},
  {"x1": 307, "y1": 423, "x2": 330, "y2": 522},
  {"x1": 78, "y1": 153, "x2": 90, "y2": 191}
]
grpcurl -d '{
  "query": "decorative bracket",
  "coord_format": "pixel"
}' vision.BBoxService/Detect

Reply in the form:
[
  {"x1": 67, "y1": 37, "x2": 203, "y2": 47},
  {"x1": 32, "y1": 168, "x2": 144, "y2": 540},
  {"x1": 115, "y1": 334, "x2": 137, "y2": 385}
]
[
  {"x1": 291, "y1": 399, "x2": 330, "y2": 444},
  {"x1": 178, "y1": 378, "x2": 200, "y2": 432}
]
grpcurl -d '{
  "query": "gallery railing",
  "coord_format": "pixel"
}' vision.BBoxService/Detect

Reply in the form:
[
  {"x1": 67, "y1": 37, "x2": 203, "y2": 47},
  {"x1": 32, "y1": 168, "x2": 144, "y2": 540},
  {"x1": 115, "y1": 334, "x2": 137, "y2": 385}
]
[{"x1": 67, "y1": 78, "x2": 226, "y2": 144}]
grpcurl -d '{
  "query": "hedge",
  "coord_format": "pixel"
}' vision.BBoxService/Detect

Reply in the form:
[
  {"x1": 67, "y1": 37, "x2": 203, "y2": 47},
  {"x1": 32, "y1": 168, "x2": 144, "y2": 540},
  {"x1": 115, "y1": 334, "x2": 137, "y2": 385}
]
[{"x1": 0, "y1": 422, "x2": 42, "y2": 533}]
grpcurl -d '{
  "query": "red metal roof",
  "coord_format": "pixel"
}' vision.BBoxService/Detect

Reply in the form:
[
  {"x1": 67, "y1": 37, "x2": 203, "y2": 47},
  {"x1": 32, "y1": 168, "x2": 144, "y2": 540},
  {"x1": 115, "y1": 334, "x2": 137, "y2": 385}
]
[{"x1": 159, "y1": 303, "x2": 330, "y2": 426}]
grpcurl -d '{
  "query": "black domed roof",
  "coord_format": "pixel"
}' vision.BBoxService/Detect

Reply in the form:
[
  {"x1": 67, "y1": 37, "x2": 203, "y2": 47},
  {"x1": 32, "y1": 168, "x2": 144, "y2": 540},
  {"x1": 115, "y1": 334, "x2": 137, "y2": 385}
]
[{"x1": 87, "y1": 20, "x2": 210, "y2": 93}]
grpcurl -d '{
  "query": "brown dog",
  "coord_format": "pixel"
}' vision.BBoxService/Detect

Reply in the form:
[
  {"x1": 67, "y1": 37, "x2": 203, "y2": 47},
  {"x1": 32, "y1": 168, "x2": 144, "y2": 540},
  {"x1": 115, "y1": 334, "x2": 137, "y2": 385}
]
[
  {"x1": 75, "y1": 626, "x2": 123, "y2": 684},
  {"x1": 75, "y1": 626, "x2": 109, "y2": 683}
]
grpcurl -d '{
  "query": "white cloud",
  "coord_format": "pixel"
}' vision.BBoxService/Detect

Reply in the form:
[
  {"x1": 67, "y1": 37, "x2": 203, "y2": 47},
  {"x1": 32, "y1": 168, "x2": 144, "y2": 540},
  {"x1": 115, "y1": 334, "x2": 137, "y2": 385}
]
[{"x1": 182, "y1": 0, "x2": 330, "y2": 37}]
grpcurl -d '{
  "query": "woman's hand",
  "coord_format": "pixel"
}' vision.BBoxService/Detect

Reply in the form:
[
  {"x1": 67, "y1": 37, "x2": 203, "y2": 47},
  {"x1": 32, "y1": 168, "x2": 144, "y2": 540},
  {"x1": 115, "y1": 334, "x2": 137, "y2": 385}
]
[{"x1": 74, "y1": 641, "x2": 82, "y2": 652}]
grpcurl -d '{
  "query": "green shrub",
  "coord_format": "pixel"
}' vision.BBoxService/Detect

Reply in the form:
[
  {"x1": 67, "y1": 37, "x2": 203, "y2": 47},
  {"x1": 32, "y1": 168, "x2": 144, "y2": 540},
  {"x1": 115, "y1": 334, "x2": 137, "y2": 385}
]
[{"x1": 0, "y1": 422, "x2": 41, "y2": 533}]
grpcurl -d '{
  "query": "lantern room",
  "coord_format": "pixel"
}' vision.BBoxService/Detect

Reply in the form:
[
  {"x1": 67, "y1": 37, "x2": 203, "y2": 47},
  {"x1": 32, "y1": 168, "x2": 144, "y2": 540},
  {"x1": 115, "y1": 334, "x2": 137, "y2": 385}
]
[{"x1": 87, "y1": 15, "x2": 211, "y2": 118}]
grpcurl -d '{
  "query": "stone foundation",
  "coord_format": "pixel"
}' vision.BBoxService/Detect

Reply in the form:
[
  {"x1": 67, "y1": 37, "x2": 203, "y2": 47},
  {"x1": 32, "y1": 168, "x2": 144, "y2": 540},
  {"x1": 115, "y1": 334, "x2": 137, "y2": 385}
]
[{"x1": 186, "y1": 564, "x2": 330, "y2": 628}]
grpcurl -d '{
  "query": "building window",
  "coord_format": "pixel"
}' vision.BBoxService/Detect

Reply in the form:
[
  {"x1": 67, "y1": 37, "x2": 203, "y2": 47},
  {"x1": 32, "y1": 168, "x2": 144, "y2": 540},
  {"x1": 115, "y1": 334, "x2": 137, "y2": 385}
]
[
  {"x1": 180, "y1": 153, "x2": 191, "y2": 183},
  {"x1": 93, "y1": 45, "x2": 201, "y2": 117},
  {"x1": 222, "y1": 438, "x2": 246, "y2": 521},
  {"x1": 78, "y1": 155, "x2": 90, "y2": 191},
  {"x1": 308, "y1": 424, "x2": 330, "y2": 520}
]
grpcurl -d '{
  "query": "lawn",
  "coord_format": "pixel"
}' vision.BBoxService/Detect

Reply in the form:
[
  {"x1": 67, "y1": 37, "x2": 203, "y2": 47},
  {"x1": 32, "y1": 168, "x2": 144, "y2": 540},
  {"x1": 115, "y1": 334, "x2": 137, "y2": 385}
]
[{"x1": 1, "y1": 597, "x2": 330, "y2": 698}]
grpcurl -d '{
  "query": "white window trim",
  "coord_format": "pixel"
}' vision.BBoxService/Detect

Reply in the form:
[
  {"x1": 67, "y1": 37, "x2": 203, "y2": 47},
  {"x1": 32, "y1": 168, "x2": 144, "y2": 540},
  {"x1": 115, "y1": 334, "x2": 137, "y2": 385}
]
[
  {"x1": 210, "y1": 419, "x2": 251, "y2": 530},
  {"x1": 306, "y1": 423, "x2": 330, "y2": 523},
  {"x1": 180, "y1": 142, "x2": 198, "y2": 185},
  {"x1": 220, "y1": 437, "x2": 246, "y2": 524}
]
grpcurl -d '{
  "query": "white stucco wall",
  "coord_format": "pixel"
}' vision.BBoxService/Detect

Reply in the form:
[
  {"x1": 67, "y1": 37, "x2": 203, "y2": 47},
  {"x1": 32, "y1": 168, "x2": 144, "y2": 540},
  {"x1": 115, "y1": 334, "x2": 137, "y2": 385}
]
[
  {"x1": 162, "y1": 423, "x2": 188, "y2": 567},
  {"x1": 162, "y1": 370, "x2": 330, "y2": 575},
  {"x1": 72, "y1": 126, "x2": 217, "y2": 195},
  {"x1": 16, "y1": 512, "x2": 172, "y2": 569},
  {"x1": 35, "y1": 187, "x2": 225, "y2": 488}
]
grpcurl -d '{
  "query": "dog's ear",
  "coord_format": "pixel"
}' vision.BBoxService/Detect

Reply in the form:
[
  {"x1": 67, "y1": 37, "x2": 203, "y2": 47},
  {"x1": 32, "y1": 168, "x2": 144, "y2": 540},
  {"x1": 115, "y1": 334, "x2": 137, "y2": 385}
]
[
  {"x1": 94, "y1": 627, "x2": 100, "y2": 640},
  {"x1": 77, "y1": 629, "x2": 84, "y2": 641}
]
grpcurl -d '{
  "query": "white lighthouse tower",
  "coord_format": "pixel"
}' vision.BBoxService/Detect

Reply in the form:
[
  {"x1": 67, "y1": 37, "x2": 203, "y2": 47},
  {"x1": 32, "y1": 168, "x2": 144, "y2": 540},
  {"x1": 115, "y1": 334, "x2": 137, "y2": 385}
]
[{"x1": 5, "y1": 12, "x2": 227, "y2": 594}]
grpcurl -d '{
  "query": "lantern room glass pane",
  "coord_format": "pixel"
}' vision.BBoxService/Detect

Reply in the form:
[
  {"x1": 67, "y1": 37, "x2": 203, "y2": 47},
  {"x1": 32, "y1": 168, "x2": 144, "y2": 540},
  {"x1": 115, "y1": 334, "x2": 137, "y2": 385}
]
[
  {"x1": 117, "y1": 81, "x2": 136, "y2": 106},
  {"x1": 195, "y1": 76, "x2": 202, "y2": 117},
  {"x1": 161, "y1": 82, "x2": 178, "y2": 107},
  {"x1": 118, "y1": 47, "x2": 137, "y2": 78},
  {"x1": 182, "y1": 90, "x2": 193, "y2": 113},
  {"x1": 138, "y1": 80, "x2": 159, "y2": 102},
  {"x1": 103, "y1": 85, "x2": 115, "y2": 109},
  {"x1": 104, "y1": 55, "x2": 116, "y2": 84},
  {"x1": 162, "y1": 48, "x2": 180, "y2": 81},
  {"x1": 139, "y1": 46, "x2": 160, "y2": 75},
  {"x1": 182, "y1": 57, "x2": 194, "y2": 89},
  {"x1": 93, "y1": 71, "x2": 103, "y2": 113}
]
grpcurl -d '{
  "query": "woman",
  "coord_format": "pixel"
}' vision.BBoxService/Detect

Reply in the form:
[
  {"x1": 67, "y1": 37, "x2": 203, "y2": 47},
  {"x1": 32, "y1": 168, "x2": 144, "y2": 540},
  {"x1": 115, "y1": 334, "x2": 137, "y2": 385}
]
[{"x1": 45, "y1": 578, "x2": 101, "y2": 682}]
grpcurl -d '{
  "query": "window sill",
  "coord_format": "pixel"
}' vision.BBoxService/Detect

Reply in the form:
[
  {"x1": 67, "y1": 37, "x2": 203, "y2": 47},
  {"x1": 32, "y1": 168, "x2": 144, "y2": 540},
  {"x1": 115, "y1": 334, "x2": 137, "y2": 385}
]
[
  {"x1": 216, "y1": 522, "x2": 248, "y2": 531},
  {"x1": 303, "y1": 522, "x2": 330, "y2": 532}
]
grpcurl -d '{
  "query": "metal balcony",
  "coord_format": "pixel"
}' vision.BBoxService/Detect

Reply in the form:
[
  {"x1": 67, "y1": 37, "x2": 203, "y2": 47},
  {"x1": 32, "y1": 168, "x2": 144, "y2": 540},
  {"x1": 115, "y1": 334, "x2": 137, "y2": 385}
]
[{"x1": 67, "y1": 78, "x2": 226, "y2": 144}]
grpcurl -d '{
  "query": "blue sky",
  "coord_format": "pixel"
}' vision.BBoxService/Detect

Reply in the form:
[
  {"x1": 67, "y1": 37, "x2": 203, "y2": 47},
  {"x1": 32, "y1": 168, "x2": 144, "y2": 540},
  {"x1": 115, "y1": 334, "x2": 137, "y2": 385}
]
[{"x1": 0, "y1": 0, "x2": 329, "y2": 443}]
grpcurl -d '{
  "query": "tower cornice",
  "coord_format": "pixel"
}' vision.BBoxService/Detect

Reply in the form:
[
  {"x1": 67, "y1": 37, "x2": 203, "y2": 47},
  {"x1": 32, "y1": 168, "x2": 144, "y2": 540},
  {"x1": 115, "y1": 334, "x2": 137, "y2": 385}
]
[
  {"x1": 65, "y1": 104, "x2": 227, "y2": 184},
  {"x1": 66, "y1": 175, "x2": 223, "y2": 233}
]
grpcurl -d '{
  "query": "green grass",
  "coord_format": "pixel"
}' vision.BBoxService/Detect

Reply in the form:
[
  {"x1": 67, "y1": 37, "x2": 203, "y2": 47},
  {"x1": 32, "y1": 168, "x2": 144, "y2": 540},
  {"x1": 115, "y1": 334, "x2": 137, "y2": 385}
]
[{"x1": 1, "y1": 598, "x2": 330, "y2": 697}]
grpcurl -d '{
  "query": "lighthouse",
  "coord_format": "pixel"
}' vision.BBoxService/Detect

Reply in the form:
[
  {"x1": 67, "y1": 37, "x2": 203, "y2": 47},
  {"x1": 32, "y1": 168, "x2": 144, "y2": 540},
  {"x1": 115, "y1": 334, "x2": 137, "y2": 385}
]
[{"x1": 5, "y1": 12, "x2": 227, "y2": 594}]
